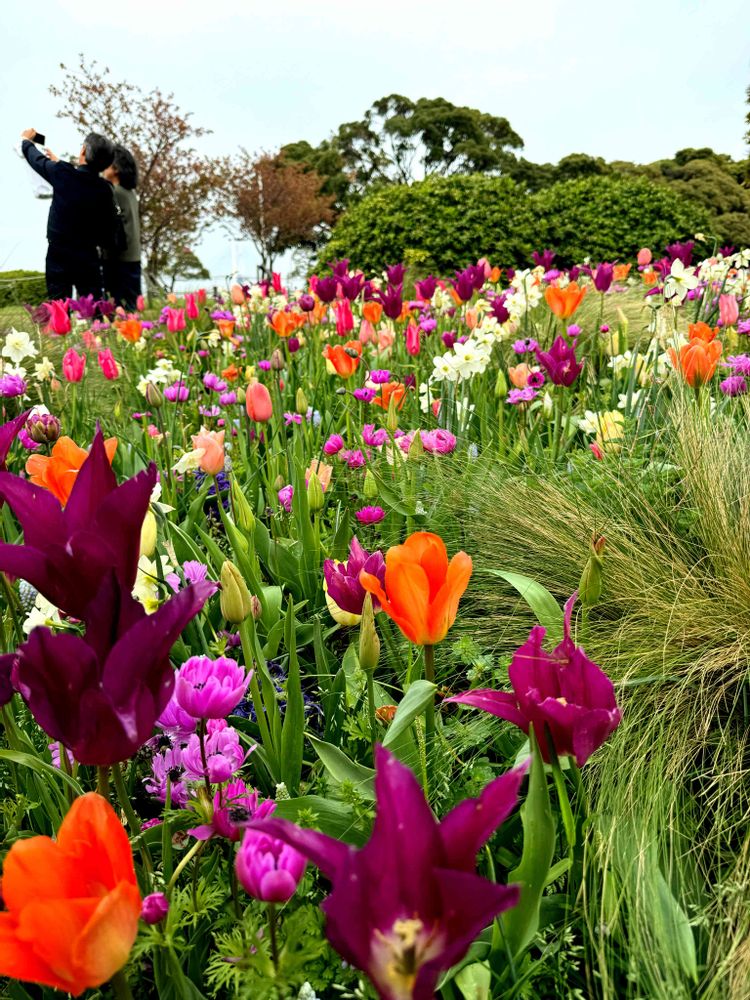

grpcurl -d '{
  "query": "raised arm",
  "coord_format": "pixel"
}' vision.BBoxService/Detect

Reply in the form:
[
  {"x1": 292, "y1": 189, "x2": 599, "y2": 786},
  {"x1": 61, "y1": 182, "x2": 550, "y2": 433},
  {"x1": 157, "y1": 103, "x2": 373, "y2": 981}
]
[{"x1": 21, "y1": 133, "x2": 58, "y2": 185}]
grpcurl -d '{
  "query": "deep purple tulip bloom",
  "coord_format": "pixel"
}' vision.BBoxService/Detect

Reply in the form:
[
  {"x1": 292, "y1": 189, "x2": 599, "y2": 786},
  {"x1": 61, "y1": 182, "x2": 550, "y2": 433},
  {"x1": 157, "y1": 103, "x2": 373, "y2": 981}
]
[
  {"x1": 447, "y1": 592, "x2": 621, "y2": 767},
  {"x1": 532, "y1": 249, "x2": 556, "y2": 270},
  {"x1": 376, "y1": 283, "x2": 404, "y2": 321},
  {"x1": 340, "y1": 273, "x2": 364, "y2": 300},
  {"x1": 442, "y1": 330, "x2": 457, "y2": 349},
  {"x1": 414, "y1": 275, "x2": 437, "y2": 301},
  {"x1": 236, "y1": 828, "x2": 306, "y2": 903},
  {"x1": 330, "y1": 258, "x2": 350, "y2": 278},
  {"x1": 298, "y1": 293, "x2": 315, "y2": 312},
  {"x1": 4, "y1": 574, "x2": 215, "y2": 764},
  {"x1": 24, "y1": 302, "x2": 52, "y2": 327},
  {"x1": 316, "y1": 276, "x2": 339, "y2": 303},
  {"x1": 665, "y1": 240, "x2": 694, "y2": 267},
  {"x1": 490, "y1": 292, "x2": 511, "y2": 324},
  {"x1": 189, "y1": 779, "x2": 276, "y2": 842},
  {"x1": 0, "y1": 431, "x2": 156, "y2": 620},
  {"x1": 0, "y1": 410, "x2": 29, "y2": 471},
  {"x1": 592, "y1": 262, "x2": 614, "y2": 293},
  {"x1": 385, "y1": 262, "x2": 406, "y2": 286},
  {"x1": 248, "y1": 745, "x2": 525, "y2": 1000},
  {"x1": 535, "y1": 336, "x2": 584, "y2": 387},
  {"x1": 324, "y1": 537, "x2": 385, "y2": 616},
  {"x1": 719, "y1": 245, "x2": 736, "y2": 258},
  {"x1": 69, "y1": 294, "x2": 97, "y2": 319},
  {"x1": 451, "y1": 268, "x2": 477, "y2": 303},
  {"x1": 175, "y1": 655, "x2": 251, "y2": 719}
]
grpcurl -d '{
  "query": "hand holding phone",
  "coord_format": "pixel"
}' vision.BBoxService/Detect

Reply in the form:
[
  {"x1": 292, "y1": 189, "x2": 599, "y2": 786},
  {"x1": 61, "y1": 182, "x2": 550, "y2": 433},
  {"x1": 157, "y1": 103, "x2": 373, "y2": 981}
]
[{"x1": 32, "y1": 131, "x2": 46, "y2": 145}]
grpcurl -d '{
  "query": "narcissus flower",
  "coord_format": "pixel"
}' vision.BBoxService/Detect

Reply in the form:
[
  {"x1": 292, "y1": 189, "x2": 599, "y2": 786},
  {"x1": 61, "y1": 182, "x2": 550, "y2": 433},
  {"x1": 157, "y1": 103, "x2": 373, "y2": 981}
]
[
  {"x1": 544, "y1": 282, "x2": 586, "y2": 318},
  {"x1": 25, "y1": 433, "x2": 117, "y2": 507},
  {"x1": 247, "y1": 745, "x2": 524, "y2": 1000},
  {"x1": 447, "y1": 592, "x2": 621, "y2": 766},
  {"x1": 0, "y1": 793, "x2": 140, "y2": 996},
  {"x1": 360, "y1": 531, "x2": 472, "y2": 646}
]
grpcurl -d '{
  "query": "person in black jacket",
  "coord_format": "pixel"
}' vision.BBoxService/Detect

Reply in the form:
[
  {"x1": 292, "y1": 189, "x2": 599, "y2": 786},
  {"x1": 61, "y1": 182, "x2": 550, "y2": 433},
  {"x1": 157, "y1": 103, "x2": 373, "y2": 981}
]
[{"x1": 20, "y1": 128, "x2": 121, "y2": 300}]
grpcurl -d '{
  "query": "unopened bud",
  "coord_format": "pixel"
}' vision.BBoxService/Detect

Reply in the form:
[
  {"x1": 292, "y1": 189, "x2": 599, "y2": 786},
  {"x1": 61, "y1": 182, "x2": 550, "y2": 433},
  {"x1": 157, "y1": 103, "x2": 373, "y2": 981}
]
[
  {"x1": 139, "y1": 509, "x2": 157, "y2": 558},
  {"x1": 495, "y1": 369, "x2": 508, "y2": 398},
  {"x1": 141, "y1": 892, "x2": 169, "y2": 925},
  {"x1": 26, "y1": 412, "x2": 61, "y2": 444},
  {"x1": 230, "y1": 479, "x2": 255, "y2": 533},
  {"x1": 578, "y1": 535, "x2": 606, "y2": 607},
  {"x1": 219, "y1": 560, "x2": 254, "y2": 623},
  {"x1": 307, "y1": 471, "x2": 325, "y2": 513},
  {"x1": 271, "y1": 348, "x2": 284, "y2": 371},
  {"x1": 358, "y1": 593, "x2": 380, "y2": 673},
  {"x1": 144, "y1": 383, "x2": 164, "y2": 408},
  {"x1": 542, "y1": 391, "x2": 554, "y2": 420},
  {"x1": 273, "y1": 474, "x2": 285, "y2": 491},
  {"x1": 295, "y1": 387, "x2": 308, "y2": 414},
  {"x1": 407, "y1": 430, "x2": 424, "y2": 460},
  {"x1": 386, "y1": 393, "x2": 399, "y2": 434},
  {"x1": 236, "y1": 386, "x2": 246, "y2": 405},
  {"x1": 363, "y1": 468, "x2": 378, "y2": 500},
  {"x1": 250, "y1": 594, "x2": 262, "y2": 620}
]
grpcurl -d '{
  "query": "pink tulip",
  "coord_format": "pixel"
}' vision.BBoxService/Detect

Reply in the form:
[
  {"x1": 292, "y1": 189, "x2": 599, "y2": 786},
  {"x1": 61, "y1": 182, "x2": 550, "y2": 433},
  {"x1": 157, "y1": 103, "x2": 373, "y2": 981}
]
[
  {"x1": 165, "y1": 308, "x2": 186, "y2": 333},
  {"x1": 406, "y1": 322, "x2": 421, "y2": 356},
  {"x1": 97, "y1": 348, "x2": 119, "y2": 380},
  {"x1": 358, "y1": 319, "x2": 377, "y2": 344},
  {"x1": 230, "y1": 284, "x2": 246, "y2": 305},
  {"x1": 637, "y1": 248, "x2": 652, "y2": 267},
  {"x1": 185, "y1": 293, "x2": 200, "y2": 320},
  {"x1": 477, "y1": 256, "x2": 492, "y2": 278},
  {"x1": 245, "y1": 382, "x2": 273, "y2": 422},
  {"x1": 334, "y1": 299, "x2": 354, "y2": 336},
  {"x1": 62, "y1": 348, "x2": 86, "y2": 382},
  {"x1": 191, "y1": 428, "x2": 225, "y2": 475},
  {"x1": 47, "y1": 300, "x2": 71, "y2": 336},
  {"x1": 136, "y1": 294, "x2": 146, "y2": 312},
  {"x1": 719, "y1": 294, "x2": 739, "y2": 327}
]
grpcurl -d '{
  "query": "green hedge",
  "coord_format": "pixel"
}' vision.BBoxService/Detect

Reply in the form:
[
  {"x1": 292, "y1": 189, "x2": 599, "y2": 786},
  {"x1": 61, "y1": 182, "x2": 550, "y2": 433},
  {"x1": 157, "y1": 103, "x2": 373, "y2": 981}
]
[
  {"x1": 321, "y1": 174, "x2": 710, "y2": 272},
  {"x1": 0, "y1": 270, "x2": 47, "y2": 308}
]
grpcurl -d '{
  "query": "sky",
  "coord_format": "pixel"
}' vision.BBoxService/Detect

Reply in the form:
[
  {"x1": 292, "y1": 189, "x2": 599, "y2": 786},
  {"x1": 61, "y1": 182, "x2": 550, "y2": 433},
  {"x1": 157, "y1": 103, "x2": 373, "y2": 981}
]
[{"x1": 1, "y1": 0, "x2": 748, "y2": 285}]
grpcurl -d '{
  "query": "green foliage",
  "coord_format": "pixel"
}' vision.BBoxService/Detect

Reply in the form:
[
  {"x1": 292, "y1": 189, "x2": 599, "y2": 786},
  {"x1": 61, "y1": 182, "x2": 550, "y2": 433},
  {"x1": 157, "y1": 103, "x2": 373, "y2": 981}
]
[
  {"x1": 322, "y1": 173, "x2": 708, "y2": 271},
  {"x1": 0, "y1": 270, "x2": 46, "y2": 308}
]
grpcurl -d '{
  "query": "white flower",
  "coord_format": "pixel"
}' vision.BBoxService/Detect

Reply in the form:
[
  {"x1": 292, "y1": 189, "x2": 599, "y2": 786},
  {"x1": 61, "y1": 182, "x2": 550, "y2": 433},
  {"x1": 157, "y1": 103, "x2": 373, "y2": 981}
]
[
  {"x1": 23, "y1": 593, "x2": 61, "y2": 635},
  {"x1": 577, "y1": 410, "x2": 601, "y2": 435},
  {"x1": 149, "y1": 481, "x2": 175, "y2": 515},
  {"x1": 663, "y1": 259, "x2": 699, "y2": 303},
  {"x1": 172, "y1": 448, "x2": 205, "y2": 474},
  {"x1": 432, "y1": 353, "x2": 460, "y2": 383},
  {"x1": 617, "y1": 390, "x2": 641, "y2": 410},
  {"x1": 133, "y1": 555, "x2": 174, "y2": 614},
  {"x1": 2, "y1": 328, "x2": 38, "y2": 364},
  {"x1": 732, "y1": 248, "x2": 750, "y2": 268},
  {"x1": 33, "y1": 356, "x2": 55, "y2": 381}
]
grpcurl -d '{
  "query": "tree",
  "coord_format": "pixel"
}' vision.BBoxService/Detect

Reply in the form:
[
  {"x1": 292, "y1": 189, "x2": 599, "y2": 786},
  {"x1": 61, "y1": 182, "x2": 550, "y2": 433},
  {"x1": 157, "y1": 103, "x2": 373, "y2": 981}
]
[
  {"x1": 50, "y1": 55, "x2": 228, "y2": 291},
  {"x1": 162, "y1": 246, "x2": 210, "y2": 293},
  {"x1": 227, "y1": 152, "x2": 335, "y2": 276}
]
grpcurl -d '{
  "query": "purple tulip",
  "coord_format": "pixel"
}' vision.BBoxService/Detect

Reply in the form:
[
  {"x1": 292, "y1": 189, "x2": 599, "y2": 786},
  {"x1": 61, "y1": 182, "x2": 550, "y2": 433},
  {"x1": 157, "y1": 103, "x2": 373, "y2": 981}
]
[
  {"x1": 489, "y1": 292, "x2": 511, "y2": 324},
  {"x1": 451, "y1": 268, "x2": 477, "y2": 303},
  {"x1": 340, "y1": 273, "x2": 364, "y2": 300},
  {"x1": 315, "y1": 276, "x2": 339, "y2": 303},
  {"x1": 414, "y1": 275, "x2": 437, "y2": 301},
  {"x1": 447, "y1": 592, "x2": 621, "y2": 766},
  {"x1": 0, "y1": 410, "x2": 29, "y2": 471},
  {"x1": 247, "y1": 745, "x2": 525, "y2": 1000},
  {"x1": 665, "y1": 241, "x2": 694, "y2": 267},
  {"x1": 441, "y1": 330, "x2": 457, "y2": 350},
  {"x1": 532, "y1": 249, "x2": 556, "y2": 270},
  {"x1": 69, "y1": 294, "x2": 97, "y2": 319},
  {"x1": 189, "y1": 779, "x2": 276, "y2": 842},
  {"x1": 535, "y1": 336, "x2": 584, "y2": 387},
  {"x1": 324, "y1": 537, "x2": 385, "y2": 616},
  {"x1": 298, "y1": 293, "x2": 316, "y2": 312},
  {"x1": 385, "y1": 262, "x2": 406, "y2": 286},
  {"x1": 592, "y1": 262, "x2": 614, "y2": 293},
  {"x1": 175, "y1": 655, "x2": 251, "y2": 719},
  {"x1": 236, "y1": 828, "x2": 306, "y2": 903},
  {"x1": 141, "y1": 893, "x2": 170, "y2": 925},
  {"x1": 330, "y1": 258, "x2": 350, "y2": 278},
  {"x1": 376, "y1": 283, "x2": 404, "y2": 321}
]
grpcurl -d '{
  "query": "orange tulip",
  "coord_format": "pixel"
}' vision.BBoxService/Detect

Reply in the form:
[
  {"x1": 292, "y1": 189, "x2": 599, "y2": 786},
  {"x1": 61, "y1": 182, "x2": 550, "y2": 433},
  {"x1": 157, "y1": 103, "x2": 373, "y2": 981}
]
[
  {"x1": 217, "y1": 318, "x2": 236, "y2": 339},
  {"x1": 669, "y1": 338, "x2": 722, "y2": 387},
  {"x1": 0, "y1": 793, "x2": 141, "y2": 996},
  {"x1": 489, "y1": 266, "x2": 502, "y2": 283},
  {"x1": 269, "y1": 310, "x2": 304, "y2": 338},
  {"x1": 362, "y1": 300, "x2": 383, "y2": 325},
  {"x1": 544, "y1": 282, "x2": 587, "y2": 319},
  {"x1": 323, "y1": 340, "x2": 362, "y2": 378},
  {"x1": 687, "y1": 321, "x2": 719, "y2": 343},
  {"x1": 230, "y1": 283, "x2": 247, "y2": 305},
  {"x1": 306, "y1": 459, "x2": 332, "y2": 492},
  {"x1": 372, "y1": 380, "x2": 406, "y2": 411},
  {"x1": 508, "y1": 363, "x2": 531, "y2": 389},
  {"x1": 245, "y1": 381, "x2": 273, "y2": 422},
  {"x1": 613, "y1": 263, "x2": 631, "y2": 281},
  {"x1": 115, "y1": 317, "x2": 143, "y2": 343},
  {"x1": 191, "y1": 428, "x2": 225, "y2": 475},
  {"x1": 26, "y1": 436, "x2": 117, "y2": 507},
  {"x1": 642, "y1": 269, "x2": 657, "y2": 286},
  {"x1": 221, "y1": 363, "x2": 240, "y2": 382},
  {"x1": 360, "y1": 531, "x2": 473, "y2": 645}
]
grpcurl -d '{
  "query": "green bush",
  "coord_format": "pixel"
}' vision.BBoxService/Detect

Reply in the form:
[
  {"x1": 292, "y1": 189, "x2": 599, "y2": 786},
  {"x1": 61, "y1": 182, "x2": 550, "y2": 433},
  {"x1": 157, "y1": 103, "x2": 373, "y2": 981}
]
[
  {"x1": 0, "y1": 270, "x2": 47, "y2": 308},
  {"x1": 321, "y1": 174, "x2": 709, "y2": 272}
]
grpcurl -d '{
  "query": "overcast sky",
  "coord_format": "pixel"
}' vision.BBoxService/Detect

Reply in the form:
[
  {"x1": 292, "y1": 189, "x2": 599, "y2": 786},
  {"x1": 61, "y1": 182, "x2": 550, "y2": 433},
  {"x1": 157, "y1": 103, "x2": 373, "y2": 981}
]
[{"x1": 2, "y1": 0, "x2": 748, "y2": 283}]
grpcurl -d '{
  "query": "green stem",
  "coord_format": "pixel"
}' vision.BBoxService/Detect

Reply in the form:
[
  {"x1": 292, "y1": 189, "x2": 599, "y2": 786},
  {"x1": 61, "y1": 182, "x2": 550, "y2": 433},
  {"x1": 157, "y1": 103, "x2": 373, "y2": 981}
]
[
  {"x1": 97, "y1": 765, "x2": 110, "y2": 799},
  {"x1": 110, "y1": 970, "x2": 134, "y2": 1000},
  {"x1": 423, "y1": 644, "x2": 436, "y2": 792},
  {"x1": 197, "y1": 718, "x2": 213, "y2": 798},
  {"x1": 166, "y1": 838, "x2": 206, "y2": 895},
  {"x1": 239, "y1": 620, "x2": 274, "y2": 756},
  {"x1": 267, "y1": 902, "x2": 280, "y2": 971},
  {"x1": 366, "y1": 668, "x2": 377, "y2": 762},
  {"x1": 112, "y1": 762, "x2": 154, "y2": 879}
]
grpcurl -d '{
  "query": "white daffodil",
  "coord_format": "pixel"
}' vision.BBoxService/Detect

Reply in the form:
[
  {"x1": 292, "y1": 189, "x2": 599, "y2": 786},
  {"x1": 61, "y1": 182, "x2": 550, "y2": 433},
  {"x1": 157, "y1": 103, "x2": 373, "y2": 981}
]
[
  {"x1": 33, "y1": 356, "x2": 55, "y2": 381},
  {"x1": 618, "y1": 390, "x2": 642, "y2": 410},
  {"x1": 663, "y1": 258, "x2": 699, "y2": 303},
  {"x1": 149, "y1": 480, "x2": 175, "y2": 515},
  {"x1": 2, "y1": 328, "x2": 38, "y2": 364},
  {"x1": 23, "y1": 593, "x2": 62, "y2": 635},
  {"x1": 133, "y1": 555, "x2": 174, "y2": 614},
  {"x1": 577, "y1": 410, "x2": 602, "y2": 435},
  {"x1": 432, "y1": 353, "x2": 460, "y2": 383},
  {"x1": 172, "y1": 448, "x2": 205, "y2": 474}
]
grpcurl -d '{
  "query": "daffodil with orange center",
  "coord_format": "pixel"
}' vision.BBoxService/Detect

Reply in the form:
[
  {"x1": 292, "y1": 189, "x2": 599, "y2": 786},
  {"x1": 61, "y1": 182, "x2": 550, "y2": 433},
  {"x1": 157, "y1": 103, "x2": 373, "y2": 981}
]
[{"x1": 26, "y1": 436, "x2": 117, "y2": 507}]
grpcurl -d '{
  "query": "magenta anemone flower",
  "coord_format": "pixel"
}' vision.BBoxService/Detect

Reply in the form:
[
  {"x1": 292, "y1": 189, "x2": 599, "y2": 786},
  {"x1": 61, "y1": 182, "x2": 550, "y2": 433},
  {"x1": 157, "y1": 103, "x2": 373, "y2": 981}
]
[
  {"x1": 278, "y1": 484, "x2": 294, "y2": 512},
  {"x1": 175, "y1": 655, "x2": 251, "y2": 719},
  {"x1": 247, "y1": 745, "x2": 525, "y2": 1000},
  {"x1": 141, "y1": 893, "x2": 170, "y2": 925},
  {"x1": 324, "y1": 434, "x2": 346, "y2": 456},
  {"x1": 189, "y1": 779, "x2": 276, "y2": 842},
  {"x1": 447, "y1": 592, "x2": 621, "y2": 766},
  {"x1": 355, "y1": 506, "x2": 386, "y2": 525},
  {"x1": 719, "y1": 375, "x2": 747, "y2": 396},
  {"x1": 181, "y1": 720, "x2": 248, "y2": 783},
  {"x1": 362, "y1": 424, "x2": 388, "y2": 447},
  {"x1": 535, "y1": 336, "x2": 584, "y2": 387},
  {"x1": 236, "y1": 829, "x2": 306, "y2": 903},
  {"x1": 324, "y1": 537, "x2": 385, "y2": 615}
]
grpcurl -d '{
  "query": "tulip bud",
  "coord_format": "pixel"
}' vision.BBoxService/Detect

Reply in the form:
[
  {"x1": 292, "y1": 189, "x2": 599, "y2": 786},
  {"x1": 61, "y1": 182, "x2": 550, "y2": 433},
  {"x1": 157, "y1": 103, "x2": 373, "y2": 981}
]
[
  {"x1": 386, "y1": 394, "x2": 399, "y2": 434},
  {"x1": 295, "y1": 387, "x2": 308, "y2": 414},
  {"x1": 578, "y1": 535, "x2": 606, "y2": 607},
  {"x1": 307, "y1": 471, "x2": 325, "y2": 513},
  {"x1": 542, "y1": 391, "x2": 555, "y2": 420},
  {"x1": 220, "y1": 560, "x2": 254, "y2": 623},
  {"x1": 231, "y1": 479, "x2": 256, "y2": 533},
  {"x1": 139, "y1": 509, "x2": 157, "y2": 558},
  {"x1": 141, "y1": 892, "x2": 169, "y2": 925},
  {"x1": 495, "y1": 369, "x2": 508, "y2": 398},
  {"x1": 273, "y1": 474, "x2": 285, "y2": 491},
  {"x1": 271, "y1": 348, "x2": 284, "y2": 371},
  {"x1": 250, "y1": 594, "x2": 262, "y2": 620},
  {"x1": 407, "y1": 430, "x2": 424, "y2": 460},
  {"x1": 144, "y1": 383, "x2": 164, "y2": 408},
  {"x1": 26, "y1": 412, "x2": 61, "y2": 445},
  {"x1": 236, "y1": 386, "x2": 246, "y2": 405},
  {"x1": 358, "y1": 593, "x2": 380, "y2": 673},
  {"x1": 363, "y1": 468, "x2": 378, "y2": 500}
]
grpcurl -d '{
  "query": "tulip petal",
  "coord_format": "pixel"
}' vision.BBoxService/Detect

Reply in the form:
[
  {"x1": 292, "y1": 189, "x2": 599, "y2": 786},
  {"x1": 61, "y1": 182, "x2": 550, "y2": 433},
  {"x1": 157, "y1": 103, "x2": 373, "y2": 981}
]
[
  {"x1": 0, "y1": 912, "x2": 79, "y2": 995},
  {"x1": 0, "y1": 409, "x2": 29, "y2": 470},
  {"x1": 0, "y1": 835, "x2": 81, "y2": 910},
  {"x1": 382, "y1": 559, "x2": 431, "y2": 644},
  {"x1": 57, "y1": 792, "x2": 139, "y2": 891},
  {"x1": 0, "y1": 471, "x2": 65, "y2": 549},
  {"x1": 64, "y1": 429, "x2": 118, "y2": 531},
  {"x1": 445, "y1": 689, "x2": 527, "y2": 729},
  {"x1": 16, "y1": 897, "x2": 98, "y2": 996},
  {"x1": 426, "y1": 551, "x2": 472, "y2": 642},
  {"x1": 73, "y1": 881, "x2": 141, "y2": 987}
]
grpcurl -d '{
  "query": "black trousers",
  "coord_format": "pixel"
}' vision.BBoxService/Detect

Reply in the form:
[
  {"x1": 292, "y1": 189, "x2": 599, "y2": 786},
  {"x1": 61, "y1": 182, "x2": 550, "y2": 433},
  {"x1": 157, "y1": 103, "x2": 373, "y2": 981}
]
[
  {"x1": 103, "y1": 260, "x2": 142, "y2": 311},
  {"x1": 46, "y1": 244, "x2": 103, "y2": 300}
]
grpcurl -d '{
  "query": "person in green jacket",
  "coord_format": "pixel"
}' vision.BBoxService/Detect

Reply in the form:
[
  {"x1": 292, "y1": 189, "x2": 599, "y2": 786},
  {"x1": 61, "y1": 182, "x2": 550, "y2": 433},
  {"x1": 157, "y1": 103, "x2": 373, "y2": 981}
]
[{"x1": 102, "y1": 145, "x2": 141, "y2": 309}]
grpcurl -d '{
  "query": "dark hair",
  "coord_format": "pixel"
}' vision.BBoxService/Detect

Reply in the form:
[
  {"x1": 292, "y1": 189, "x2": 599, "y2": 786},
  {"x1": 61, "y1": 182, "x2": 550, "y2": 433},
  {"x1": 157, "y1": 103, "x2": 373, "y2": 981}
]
[
  {"x1": 111, "y1": 144, "x2": 138, "y2": 190},
  {"x1": 84, "y1": 132, "x2": 114, "y2": 172}
]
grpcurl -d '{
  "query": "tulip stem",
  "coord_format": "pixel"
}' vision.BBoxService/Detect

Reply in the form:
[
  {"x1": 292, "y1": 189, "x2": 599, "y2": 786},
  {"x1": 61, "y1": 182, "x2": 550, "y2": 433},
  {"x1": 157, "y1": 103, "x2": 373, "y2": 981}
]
[
  {"x1": 366, "y1": 669, "x2": 377, "y2": 761},
  {"x1": 267, "y1": 902, "x2": 280, "y2": 971},
  {"x1": 97, "y1": 765, "x2": 110, "y2": 799},
  {"x1": 112, "y1": 762, "x2": 154, "y2": 882},
  {"x1": 110, "y1": 969, "x2": 134, "y2": 999},
  {"x1": 423, "y1": 645, "x2": 436, "y2": 790}
]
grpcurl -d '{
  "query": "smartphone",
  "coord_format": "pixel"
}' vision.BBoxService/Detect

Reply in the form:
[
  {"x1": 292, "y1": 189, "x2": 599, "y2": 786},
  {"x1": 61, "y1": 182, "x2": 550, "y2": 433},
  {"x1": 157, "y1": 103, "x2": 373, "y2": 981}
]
[{"x1": 32, "y1": 131, "x2": 46, "y2": 145}]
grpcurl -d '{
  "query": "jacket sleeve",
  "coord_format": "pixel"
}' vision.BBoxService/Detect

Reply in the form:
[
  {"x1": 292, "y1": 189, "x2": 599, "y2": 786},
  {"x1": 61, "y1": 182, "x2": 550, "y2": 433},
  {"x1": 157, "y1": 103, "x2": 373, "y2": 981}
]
[{"x1": 21, "y1": 140, "x2": 58, "y2": 185}]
